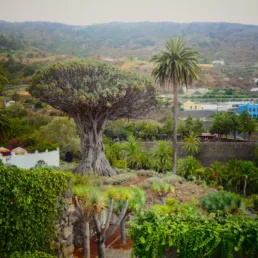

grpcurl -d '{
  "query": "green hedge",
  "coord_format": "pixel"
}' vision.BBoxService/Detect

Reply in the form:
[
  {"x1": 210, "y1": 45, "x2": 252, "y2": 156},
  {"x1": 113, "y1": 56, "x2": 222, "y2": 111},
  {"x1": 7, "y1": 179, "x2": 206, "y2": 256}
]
[
  {"x1": 130, "y1": 211, "x2": 258, "y2": 258},
  {"x1": 0, "y1": 166, "x2": 72, "y2": 257},
  {"x1": 10, "y1": 251, "x2": 55, "y2": 258}
]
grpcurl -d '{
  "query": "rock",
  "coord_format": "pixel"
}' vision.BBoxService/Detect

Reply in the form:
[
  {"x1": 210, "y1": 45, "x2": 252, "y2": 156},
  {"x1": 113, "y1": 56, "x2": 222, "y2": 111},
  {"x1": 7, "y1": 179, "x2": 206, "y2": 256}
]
[
  {"x1": 63, "y1": 226, "x2": 73, "y2": 239},
  {"x1": 63, "y1": 244, "x2": 74, "y2": 256}
]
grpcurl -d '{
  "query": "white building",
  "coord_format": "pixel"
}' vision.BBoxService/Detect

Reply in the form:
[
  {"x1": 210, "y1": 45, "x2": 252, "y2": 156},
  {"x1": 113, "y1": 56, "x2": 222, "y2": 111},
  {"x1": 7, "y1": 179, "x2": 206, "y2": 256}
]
[
  {"x1": 0, "y1": 148, "x2": 60, "y2": 169},
  {"x1": 212, "y1": 60, "x2": 225, "y2": 65}
]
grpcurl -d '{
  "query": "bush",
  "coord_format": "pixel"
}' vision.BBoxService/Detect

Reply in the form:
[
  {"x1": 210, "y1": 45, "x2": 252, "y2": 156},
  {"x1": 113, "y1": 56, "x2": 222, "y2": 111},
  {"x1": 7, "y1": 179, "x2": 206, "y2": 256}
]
[
  {"x1": 102, "y1": 172, "x2": 137, "y2": 185},
  {"x1": 200, "y1": 191, "x2": 243, "y2": 214},
  {"x1": 162, "y1": 175, "x2": 185, "y2": 184},
  {"x1": 10, "y1": 251, "x2": 55, "y2": 258},
  {"x1": 135, "y1": 169, "x2": 159, "y2": 177},
  {"x1": 141, "y1": 177, "x2": 163, "y2": 189},
  {"x1": 112, "y1": 159, "x2": 127, "y2": 169},
  {"x1": 0, "y1": 166, "x2": 72, "y2": 257},
  {"x1": 129, "y1": 212, "x2": 258, "y2": 258}
]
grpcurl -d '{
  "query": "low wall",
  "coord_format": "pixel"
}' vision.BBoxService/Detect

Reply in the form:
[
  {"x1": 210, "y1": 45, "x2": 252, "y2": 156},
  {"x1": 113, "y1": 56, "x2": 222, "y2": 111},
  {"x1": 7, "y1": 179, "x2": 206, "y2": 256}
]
[
  {"x1": 0, "y1": 148, "x2": 60, "y2": 168},
  {"x1": 178, "y1": 142, "x2": 256, "y2": 166},
  {"x1": 143, "y1": 141, "x2": 256, "y2": 167}
]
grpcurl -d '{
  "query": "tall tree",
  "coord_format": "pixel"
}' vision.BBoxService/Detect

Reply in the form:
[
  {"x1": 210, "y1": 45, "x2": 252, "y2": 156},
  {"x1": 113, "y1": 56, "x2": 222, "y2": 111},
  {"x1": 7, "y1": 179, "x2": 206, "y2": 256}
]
[
  {"x1": 0, "y1": 113, "x2": 10, "y2": 143},
  {"x1": 151, "y1": 37, "x2": 199, "y2": 174},
  {"x1": 240, "y1": 110, "x2": 256, "y2": 141},
  {"x1": 29, "y1": 61, "x2": 156, "y2": 176}
]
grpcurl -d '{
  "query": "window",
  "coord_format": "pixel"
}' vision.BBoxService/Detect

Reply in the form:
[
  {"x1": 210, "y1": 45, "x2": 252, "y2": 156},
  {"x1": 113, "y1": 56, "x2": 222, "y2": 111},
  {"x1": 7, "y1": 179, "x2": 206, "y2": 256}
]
[
  {"x1": 190, "y1": 106, "x2": 192, "y2": 110},
  {"x1": 254, "y1": 114, "x2": 257, "y2": 118},
  {"x1": 195, "y1": 106, "x2": 197, "y2": 109},
  {"x1": 249, "y1": 108, "x2": 252, "y2": 111},
  {"x1": 253, "y1": 108, "x2": 256, "y2": 112}
]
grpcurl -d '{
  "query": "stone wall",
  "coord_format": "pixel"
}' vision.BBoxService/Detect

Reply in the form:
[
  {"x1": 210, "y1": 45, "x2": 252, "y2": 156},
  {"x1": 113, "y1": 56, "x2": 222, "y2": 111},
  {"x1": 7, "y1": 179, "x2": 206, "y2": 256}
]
[
  {"x1": 178, "y1": 142, "x2": 256, "y2": 166},
  {"x1": 143, "y1": 141, "x2": 256, "y2": 166},
  {"x1": 54, "y1": 188, "x2": 76, "y2": 258}
]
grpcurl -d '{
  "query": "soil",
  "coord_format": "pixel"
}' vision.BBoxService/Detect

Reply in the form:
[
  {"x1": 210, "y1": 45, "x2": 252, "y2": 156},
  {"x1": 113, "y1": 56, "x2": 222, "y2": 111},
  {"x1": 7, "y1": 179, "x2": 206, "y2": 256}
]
[{"x1": 74, "y1": 228, "x2": 133, "y2": 258}]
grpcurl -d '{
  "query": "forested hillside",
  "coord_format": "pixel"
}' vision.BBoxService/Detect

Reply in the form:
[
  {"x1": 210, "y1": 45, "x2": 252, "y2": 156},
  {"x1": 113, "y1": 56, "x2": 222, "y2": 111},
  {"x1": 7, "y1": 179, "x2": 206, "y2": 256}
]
[{"x1": 0, "y1": 21, "x2": 258, "y2": 64}]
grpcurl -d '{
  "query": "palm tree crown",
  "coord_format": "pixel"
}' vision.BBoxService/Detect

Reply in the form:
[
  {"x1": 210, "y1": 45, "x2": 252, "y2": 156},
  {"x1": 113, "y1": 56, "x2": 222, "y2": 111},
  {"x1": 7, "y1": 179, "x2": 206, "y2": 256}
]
[{"x1": 151, "y1": 37, "x2": 200, "y2": 87}]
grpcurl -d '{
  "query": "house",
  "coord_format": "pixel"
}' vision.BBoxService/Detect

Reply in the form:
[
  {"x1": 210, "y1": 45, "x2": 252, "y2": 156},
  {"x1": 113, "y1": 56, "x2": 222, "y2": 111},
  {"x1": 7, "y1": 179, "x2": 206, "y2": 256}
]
[
  {"x1": 212, "y1": 60, "x2": 225, "y2": 66},
  {"x1": 199, "y1": 64, "x2": 214, "y2": 70},
  {"x1": 181, "y1": 101, "x2": 202, "y2": 110},
  {"x1": 238, "y1": 104, "x2": 258, "y2": 118},
  {"x1": 253, "y1": 78, "x2": 258, "y2": 83},
  {"x1": 201, "y1": 103, "x2": 218, "y2": 110}
]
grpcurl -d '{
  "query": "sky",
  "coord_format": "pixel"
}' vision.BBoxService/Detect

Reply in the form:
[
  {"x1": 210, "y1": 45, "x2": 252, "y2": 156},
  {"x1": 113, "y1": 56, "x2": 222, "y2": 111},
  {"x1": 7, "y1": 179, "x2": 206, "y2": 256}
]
[{"x1": 1, "y1": 0, "x2": 258, "y2": 26}]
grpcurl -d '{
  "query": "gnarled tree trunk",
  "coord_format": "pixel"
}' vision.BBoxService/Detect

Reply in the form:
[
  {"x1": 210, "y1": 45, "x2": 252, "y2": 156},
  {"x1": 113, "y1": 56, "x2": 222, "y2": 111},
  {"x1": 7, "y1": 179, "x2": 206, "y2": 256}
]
[{"x1": 73, "y1": 116, "x2": 114, "y2": 176}]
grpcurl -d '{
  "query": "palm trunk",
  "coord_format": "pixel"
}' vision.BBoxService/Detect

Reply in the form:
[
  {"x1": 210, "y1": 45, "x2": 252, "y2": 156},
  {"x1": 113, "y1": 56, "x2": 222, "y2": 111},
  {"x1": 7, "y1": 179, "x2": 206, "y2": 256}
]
[
  {"x1": 243, "y1": 178, "x2": 247, "y2": 197},
  {"x1": 82, "y1": 220, "x2": 90, "y2": 258},
  {"x1": 120, "y1": 216, "x2": 127, "y2": 245},
  {"x1": 248, "y1": 132, "x2": 251, "y2": 141},
  {"x1": 172, "y1": 84, "x2": 178, "y2": 174}
]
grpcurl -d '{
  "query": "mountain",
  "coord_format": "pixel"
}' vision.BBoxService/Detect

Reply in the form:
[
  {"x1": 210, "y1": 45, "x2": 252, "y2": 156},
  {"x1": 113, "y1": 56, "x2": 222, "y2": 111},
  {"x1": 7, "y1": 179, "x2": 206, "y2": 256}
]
[{"x1": 0, "y1": 21, "x2": 258, "y2": 64}]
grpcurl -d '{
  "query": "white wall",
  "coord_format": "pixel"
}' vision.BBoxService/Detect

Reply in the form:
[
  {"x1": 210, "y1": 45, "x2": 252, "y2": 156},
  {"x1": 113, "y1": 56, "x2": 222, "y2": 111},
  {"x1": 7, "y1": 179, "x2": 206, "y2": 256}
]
[{"x1": 0, "y1": 148, "x2": 60, "y2": 169}]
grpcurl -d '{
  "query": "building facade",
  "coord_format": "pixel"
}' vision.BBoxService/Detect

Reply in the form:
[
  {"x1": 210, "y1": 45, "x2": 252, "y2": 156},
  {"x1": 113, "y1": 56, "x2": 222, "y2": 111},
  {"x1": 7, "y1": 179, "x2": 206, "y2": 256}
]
[{"x1": 238, "y1": 104, "x2": 258, "y2": 118}]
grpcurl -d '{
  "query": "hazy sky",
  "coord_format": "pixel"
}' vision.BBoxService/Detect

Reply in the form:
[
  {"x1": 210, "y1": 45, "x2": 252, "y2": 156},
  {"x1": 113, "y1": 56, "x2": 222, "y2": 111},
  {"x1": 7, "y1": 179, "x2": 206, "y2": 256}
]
[{"x1": 1, "y1": 0, "x2": 258, "y2": 26}]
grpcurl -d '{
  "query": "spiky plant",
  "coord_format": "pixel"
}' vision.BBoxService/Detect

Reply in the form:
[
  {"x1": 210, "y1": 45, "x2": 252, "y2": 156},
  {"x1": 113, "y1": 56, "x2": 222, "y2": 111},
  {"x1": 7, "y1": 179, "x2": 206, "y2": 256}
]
[
  {"x1": 182, "y1": 132, "x2": 202, "y2": 155},
  {"x1": 151, "y1": 183, "x2": 175, "y2": 204}
]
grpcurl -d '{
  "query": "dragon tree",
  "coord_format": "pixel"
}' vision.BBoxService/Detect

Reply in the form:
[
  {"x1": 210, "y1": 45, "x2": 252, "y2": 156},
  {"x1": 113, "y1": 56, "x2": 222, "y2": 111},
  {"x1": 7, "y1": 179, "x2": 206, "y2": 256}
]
[{"x1": 29, "y1": 61, "x2": 156, "y2": 176}]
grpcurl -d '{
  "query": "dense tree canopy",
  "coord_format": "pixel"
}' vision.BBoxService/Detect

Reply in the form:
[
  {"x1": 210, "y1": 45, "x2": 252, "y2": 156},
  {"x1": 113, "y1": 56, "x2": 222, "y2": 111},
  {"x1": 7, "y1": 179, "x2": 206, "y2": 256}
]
[{"x1": 29, "y1": 61, "x2": 156, "y2": 176}]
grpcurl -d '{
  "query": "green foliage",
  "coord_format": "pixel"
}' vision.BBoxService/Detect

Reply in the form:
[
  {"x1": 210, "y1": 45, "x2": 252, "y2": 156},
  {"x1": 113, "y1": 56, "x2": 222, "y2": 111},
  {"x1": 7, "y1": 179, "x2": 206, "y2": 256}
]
[
  {"x1": 141, "y1": 177, "x2": 164, "y2": 189},
  {"x1": 130, "y1": 211, "x2": 258, "y2": 258},
  {"x1": 10, "y1": 251, "x2": 55, "y2": 258},
  {"x1": 122, "y1": 135, "x2": 146, "y2": 170},
  {"x1": 200, "y1": 191, "x2": 243, "y2": 214},
  {"x1": 0, "y1": 166, "x2": 72, "y2": 257},
  {"x1": 182, "y1": 132, "x2": 202, "y2": 155},
  {"x1": 39, "y1": 116, "x2": 80, "y2": 155},
  {"x1": 239, "y1": 110, "x2": 256, "y2": 140},
  {"x1": 178, "y1": 115, "x2": 204, "y2": 138},
  {"x1": 151, "y1": 183, "x2": 175, "y2": 203},
  {"x1": 177, "y1": 156, "x2": 201, "y2": 179},
  {"x1": 150, "y1": 140, "x2": 172, "y2": 173},
  {"x1": 102, "y1": 172, "x2": 137, "y2": 185},
  {"x1": 112, "y1": 159, "x2": 127, "y2": 169}
]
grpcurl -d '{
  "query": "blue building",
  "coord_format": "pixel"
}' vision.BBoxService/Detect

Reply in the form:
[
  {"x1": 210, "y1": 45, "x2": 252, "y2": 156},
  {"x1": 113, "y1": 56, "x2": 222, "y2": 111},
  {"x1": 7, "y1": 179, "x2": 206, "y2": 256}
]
[{"x1": 238, "y1": 104, "x2": 258, "y2": 118}]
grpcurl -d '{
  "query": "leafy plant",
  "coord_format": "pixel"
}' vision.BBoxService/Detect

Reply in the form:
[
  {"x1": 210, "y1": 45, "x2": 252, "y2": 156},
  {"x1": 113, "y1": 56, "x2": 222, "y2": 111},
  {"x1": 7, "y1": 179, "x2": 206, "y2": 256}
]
[
  {"x1": 182, "y1": 132, "x2": 202, "y2": 155},
  {"x1": 0, "y1": 166, "x2": 72, "y2": 257},
  {"x1": 151, "y1": 183, "x2": 175, "y2": 204},
  {"x1": 200, "y1": 191, "x2": 243, "y2": 214}
]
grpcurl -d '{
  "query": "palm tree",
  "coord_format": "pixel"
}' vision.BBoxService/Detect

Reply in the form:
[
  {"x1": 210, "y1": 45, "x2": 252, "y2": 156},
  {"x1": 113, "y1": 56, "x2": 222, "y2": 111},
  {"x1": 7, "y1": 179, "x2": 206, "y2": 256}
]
[
  {"x1": 150, "y1": 140, "x2": 172, "y2": 173},
  {"x1": 182, "y1": 132, "x2": 202, "y2": 155},
  {"x1": 151, "y1": 37, "x2": 199, "y2": 174}
]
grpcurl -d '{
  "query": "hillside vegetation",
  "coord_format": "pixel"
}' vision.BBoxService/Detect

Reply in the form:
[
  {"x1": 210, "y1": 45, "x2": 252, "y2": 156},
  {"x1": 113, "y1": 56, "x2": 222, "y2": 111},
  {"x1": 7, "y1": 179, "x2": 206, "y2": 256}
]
[{"x1": 0, "y1": 21, "x2": 258, "y2": 64}]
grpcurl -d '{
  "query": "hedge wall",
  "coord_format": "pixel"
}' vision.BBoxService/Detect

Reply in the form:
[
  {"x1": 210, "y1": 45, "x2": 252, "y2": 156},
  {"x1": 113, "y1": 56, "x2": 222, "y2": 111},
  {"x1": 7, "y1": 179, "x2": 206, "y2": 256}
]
[
  {"x1": 0, "y1": 166, "x2": 72, "y2": 257},
  {"x1": 130, "y1": 211, "x2": 258, "y2": 258}
]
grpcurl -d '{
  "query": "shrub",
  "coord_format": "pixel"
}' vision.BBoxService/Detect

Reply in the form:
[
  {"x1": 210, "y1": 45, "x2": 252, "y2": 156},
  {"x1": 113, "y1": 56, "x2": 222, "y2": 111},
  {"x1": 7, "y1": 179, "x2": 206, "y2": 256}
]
[
  {"x1": 200, "y1": 191, "x2": 243, "y2": 214},
  {"x1": 112, "y1": 159, "x2": 127, "y2": 169},
  {"x1": 135, "y1": 169, "x2": 159, "y2": 177},
  {"x1": 102, "y1": 172, "x2": 137, "y2": 185},
  {"x1": 10, "y1": 251, "x2": 55, "y2": 258},
  {"x1": 141, "y1": 177, "x2": 163, "y2": 189},
  {"x1": 129, "y1": 212, "x2": 258, "y2": 258},
  {"x1": 151, "y1": 183, "x2": 175, "y2": 203},
  {"x1": 162, "y1": 175, "x2": 185, "y2": 184},
  {"x1": 0, "y1": 166, "x2": 72, "y2": 257}
]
